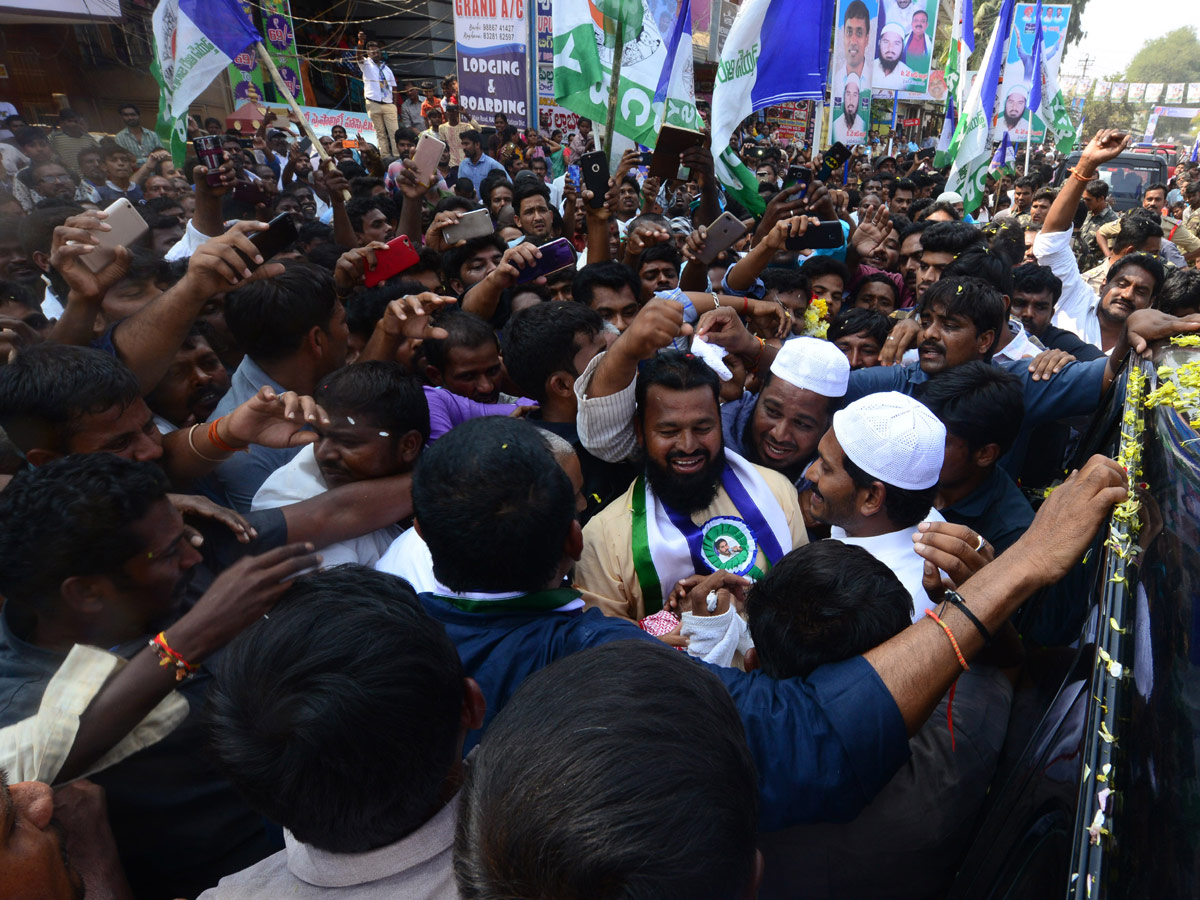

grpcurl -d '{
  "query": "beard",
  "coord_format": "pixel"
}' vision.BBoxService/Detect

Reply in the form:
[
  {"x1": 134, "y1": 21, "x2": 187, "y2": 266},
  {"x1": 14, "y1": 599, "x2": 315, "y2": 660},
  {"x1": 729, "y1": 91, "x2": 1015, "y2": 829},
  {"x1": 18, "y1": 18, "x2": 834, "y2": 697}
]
[
  {"x1": 879, "y1": 56, "x2": 898, "y2": 74},
  {"x1": 644, "y1": 445, "x2": 726, "y2": 515}
]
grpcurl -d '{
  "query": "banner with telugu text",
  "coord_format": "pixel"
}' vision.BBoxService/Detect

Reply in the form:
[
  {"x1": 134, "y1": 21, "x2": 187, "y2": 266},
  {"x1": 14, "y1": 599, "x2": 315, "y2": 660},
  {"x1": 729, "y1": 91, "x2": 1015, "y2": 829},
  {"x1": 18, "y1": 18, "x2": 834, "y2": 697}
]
[{"x1": 226, "y1": 0, "x2": 305, "y2": 107}]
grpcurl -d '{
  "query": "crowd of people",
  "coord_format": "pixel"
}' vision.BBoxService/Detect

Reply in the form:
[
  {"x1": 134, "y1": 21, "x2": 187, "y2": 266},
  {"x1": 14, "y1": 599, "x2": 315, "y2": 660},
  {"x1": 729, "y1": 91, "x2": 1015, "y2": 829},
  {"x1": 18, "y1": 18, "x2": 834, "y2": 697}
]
[{"x1": 0, "y1": 68, "x2": 1198, "y2": 900}]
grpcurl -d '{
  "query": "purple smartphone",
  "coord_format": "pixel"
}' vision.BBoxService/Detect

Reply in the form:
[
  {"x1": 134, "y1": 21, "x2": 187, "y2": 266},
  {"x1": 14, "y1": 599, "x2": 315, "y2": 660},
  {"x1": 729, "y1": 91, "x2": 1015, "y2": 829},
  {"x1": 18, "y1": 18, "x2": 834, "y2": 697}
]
[{"x1": 515, "y1": 238, "x2": 577, "y2": 284}]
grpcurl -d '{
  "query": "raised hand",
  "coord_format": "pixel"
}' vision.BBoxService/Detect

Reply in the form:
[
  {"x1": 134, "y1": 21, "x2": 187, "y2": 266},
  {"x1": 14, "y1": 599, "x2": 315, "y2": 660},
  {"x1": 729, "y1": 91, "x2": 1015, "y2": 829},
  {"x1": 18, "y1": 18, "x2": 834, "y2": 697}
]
[
  {"x1": 222, "y1": 385, "x2": 331, "y2": 449},
  {"x1": 334, "y1": 241, "x2": 390, "y2": 293}
]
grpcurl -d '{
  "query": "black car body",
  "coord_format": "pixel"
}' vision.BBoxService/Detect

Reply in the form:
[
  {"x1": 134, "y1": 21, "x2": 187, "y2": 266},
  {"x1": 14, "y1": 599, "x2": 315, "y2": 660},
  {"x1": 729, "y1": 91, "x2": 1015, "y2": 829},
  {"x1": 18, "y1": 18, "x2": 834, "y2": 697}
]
[
  {"x1": 950, "y1": 348, "x2": 1200, "y2": 898},
  {"x1": 1055, "y1": 152, "x2": 1170, "y2": 211}
]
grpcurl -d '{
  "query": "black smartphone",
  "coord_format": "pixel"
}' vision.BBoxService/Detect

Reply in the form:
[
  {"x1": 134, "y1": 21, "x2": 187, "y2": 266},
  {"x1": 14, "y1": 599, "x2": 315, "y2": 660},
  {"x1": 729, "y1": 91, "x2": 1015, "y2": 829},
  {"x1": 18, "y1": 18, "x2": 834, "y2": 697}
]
[
  {"x1": 579, "y1": 150, "x2": 610, "y2": 209},
  {"x1": 785, "y1": 221, "x2": 844, "y2": 251},
  {"x1": 639, "y1": 151, "x2": 655, "y2": 167},
  {"x1": 237, "y1": 213, "x2": 299, "y2": 268},
  {"x1": 917, "y1": 146, "x2": 936, "y2": 161},
  {"x1": 816, "y1": 143, "x2": 851, "y2": 184},
  {"x1": 232, "y1": 181, "x2": 272, "y2": 206},
  {"x1": 784, "y1": 165, "x2": 812, "y2": 197}
]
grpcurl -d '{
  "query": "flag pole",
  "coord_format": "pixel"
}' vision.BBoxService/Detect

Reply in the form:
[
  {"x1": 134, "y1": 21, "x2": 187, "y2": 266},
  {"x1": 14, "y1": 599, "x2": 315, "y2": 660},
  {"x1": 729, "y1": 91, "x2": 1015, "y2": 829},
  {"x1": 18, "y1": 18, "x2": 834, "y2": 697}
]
[
  {"x1": 1024, "y1": 105, "x2": 1032, "y2": 172},
  {"x1": 603, "y1": 30, "x2": 627, "y2": 162},
  {"x1": 254, "y1": 41, "x2": 349, "y2": 201}
]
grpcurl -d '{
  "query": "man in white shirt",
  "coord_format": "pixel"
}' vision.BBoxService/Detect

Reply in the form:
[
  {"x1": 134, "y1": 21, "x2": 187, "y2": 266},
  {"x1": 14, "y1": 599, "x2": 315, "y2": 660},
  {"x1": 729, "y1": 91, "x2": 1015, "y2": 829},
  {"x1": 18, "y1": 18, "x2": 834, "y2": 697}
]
[
  {"x1": 357, "y1": 35, "x2": 399, "y2": 158},
  {"x1": 199, "y1": 566, "x2": 481, "y2": 900},
  {"x1": 803, "y1": 391, "x2": 950, "y2": 619},
  {"x1": 1034, "y1": 128, "x2": 1167, "y2": 353},
  {"x1": 253, "y1": 362, "x2": 427, "y2": 568}
]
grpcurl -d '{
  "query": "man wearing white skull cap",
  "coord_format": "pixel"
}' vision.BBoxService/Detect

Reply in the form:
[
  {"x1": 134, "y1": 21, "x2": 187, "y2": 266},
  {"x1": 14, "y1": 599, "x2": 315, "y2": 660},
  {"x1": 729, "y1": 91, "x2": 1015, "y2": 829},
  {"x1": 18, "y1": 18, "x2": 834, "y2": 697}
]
[{"x1": 804, "y1": 391, "x2": 947, "y2": 618}]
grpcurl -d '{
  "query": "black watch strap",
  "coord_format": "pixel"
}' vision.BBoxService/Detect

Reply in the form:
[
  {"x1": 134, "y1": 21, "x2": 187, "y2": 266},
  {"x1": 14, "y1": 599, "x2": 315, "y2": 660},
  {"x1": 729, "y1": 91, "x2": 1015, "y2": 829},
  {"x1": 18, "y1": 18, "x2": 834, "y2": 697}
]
[{"x1": 943, "y1": 589, "x2": 992, "y2": 645}]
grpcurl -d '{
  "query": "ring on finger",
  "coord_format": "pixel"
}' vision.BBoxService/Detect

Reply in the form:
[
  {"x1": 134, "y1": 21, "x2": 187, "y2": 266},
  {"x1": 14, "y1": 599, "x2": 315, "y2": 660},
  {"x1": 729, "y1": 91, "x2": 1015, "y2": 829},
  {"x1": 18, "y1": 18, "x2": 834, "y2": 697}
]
[{"x1": 974, "y1": 533, "x2": 985, "y2": 552}]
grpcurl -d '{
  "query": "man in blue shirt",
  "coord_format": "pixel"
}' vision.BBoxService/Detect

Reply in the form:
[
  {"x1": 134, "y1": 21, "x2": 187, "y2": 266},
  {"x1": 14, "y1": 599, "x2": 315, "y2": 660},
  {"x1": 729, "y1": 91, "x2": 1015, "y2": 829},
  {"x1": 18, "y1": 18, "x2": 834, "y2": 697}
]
[
  {"x1": 207, "y1": 262, "x2": 349, "y2": 511},
  {"x1": 919, "y1": 361, "x2": 1034, "y2": 554},
  {"x1": 407, "y1": 414, "x2": 1126, "y2": 830},
  {"x1": 845, "y1": 276, "x2": 1166, "y2": 475},
  {"x1": 456, "y1": 130, "x2": 508, "y2": 196}
]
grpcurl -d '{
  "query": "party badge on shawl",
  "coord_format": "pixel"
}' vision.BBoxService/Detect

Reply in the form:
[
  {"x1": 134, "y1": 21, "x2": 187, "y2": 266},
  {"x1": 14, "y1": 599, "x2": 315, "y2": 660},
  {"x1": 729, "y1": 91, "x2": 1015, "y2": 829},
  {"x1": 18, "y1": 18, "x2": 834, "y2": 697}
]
[{"x1": 700, "y1": 516, "x2": 757, "y2": 576}]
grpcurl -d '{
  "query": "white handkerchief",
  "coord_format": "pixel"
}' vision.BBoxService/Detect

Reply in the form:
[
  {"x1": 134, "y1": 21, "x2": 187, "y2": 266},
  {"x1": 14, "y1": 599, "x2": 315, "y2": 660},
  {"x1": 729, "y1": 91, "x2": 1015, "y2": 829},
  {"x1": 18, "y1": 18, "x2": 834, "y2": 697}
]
[{"x1": 691, "y1": 334, "x2": 732, "y2": 381}]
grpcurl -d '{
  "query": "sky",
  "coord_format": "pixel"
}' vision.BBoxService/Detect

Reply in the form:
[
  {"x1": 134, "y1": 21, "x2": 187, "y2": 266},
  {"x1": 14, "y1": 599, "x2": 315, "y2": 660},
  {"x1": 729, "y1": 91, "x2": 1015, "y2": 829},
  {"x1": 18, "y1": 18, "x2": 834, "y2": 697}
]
[{"x1": 1066, "y1": 0, "x2": 1178, "y2": 79}]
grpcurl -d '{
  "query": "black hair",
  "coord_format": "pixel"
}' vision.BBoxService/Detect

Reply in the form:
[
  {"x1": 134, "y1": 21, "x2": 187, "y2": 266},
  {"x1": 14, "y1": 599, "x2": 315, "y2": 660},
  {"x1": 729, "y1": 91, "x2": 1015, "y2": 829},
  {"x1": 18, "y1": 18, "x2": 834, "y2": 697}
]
[
  {"x1": 851, "y1": 272, "x2": 899, "y2": 307},
  {"x1": 746, "y1": 541, "x2": 912, "y2": 679},
  {"x1": 346, "y1": 196, "x2": 392, "y2": 234},
  {"x1": 907, "y1": 197, "x2": 933, "y2": 220},
  {"x1": 296, "y1": 221, "x2": 334, "y2": 250},
  {"x1": 844, "y1": 0, "x2": 870, "y2": 23},
  {"x1": 1011, "y1": 262, "x2": 1062, "y2": 303},
  {"x1": 18, "y1": 205, "x2": 84, "y2": 257},
  {"x1": 919, "y1": 221, "x2": 983, "y2": 258},
  {"x1": 1144, "y1": 182, "x2": 1167, "y2": 197},
  {"x1": 1105, "y1": 252, "x2": 1166, "y2": 299},
  {"x1": 393, "y1": 127, "x2": 419, "y2": 145},
  {"x1": 117, "y1": 103, "x2": 139, "y2": 115},
  {"x1": 223, "y1": 261, "x2": 338, "y2": 363},
  {"x1": 827, "y1": 306, "x2": 891, "y2": 345},
  {"x1": 917, "y1": 276, "x2": 1006, "y2": 362},
  {"x1": 798, "y1": 255, "x2": 848, "y2": 285},
  {"x1": 915, "y1": 201, "x2": 961, "y2": 222},
  {"x1": 315, "y1": 361, "x2": 430, "y2": 444},
  {"x1": 0, "y1": 344, "x2": 141, "y2": 454},
  {"x1": 306, "y1": 242, "x2": 352, "y2": 272},
  {"x1": 634, "y1": 241, "x2": 682, "y2": 275},
  {"x1": 422, "y1": 306, "x2": 498, "y2": 373},
  {"x1": 572, "y1": 261, "x2": 641, "y2": 307},
  {"x1": 101, "y1": 143, "x2": 134, "y2": 162},
  {"x1": 761, "y1": 268, "x2": 811, "y2": 296},
  {"x1": 444, "y1": 233, "x2": 506, "y2": 288},
  {"x1": 513, "y1": 179, "x2": 551, "y2": 216},
  {"x1": 13, "y1": 127, "x2": 48, "y2": 149},
  {"x1": 0, "y1": 454, "x2": 170, "y2": 612},
  {"x1": 1157, "y1": 268, "x2": 1200, "y2": 316},
  {"x1": 454, "y1": 177, "x2": 477, "y2": 198},
  {"x1": 435, "y1": 195, "x2": 480, "y2": 216},
  {"x1": 898, "y1": 220, "x2": 929, "y2": 244},
  {"x1": 891, "y1": 178, "x2": 916, "y2": 196},
  {"x1": 350, "y1": 176, "x2": 385, "y2": 199},
  {"x1": 0, "y1": 279, "x2": 37, "y2": 312},
  {"x1": 455, "y1": 641, "x2": 758, "y2": 900},
  {"x1": 634, "y1": 349, "x2": 720, "y2": 423},
  {"x1": 1031, "y1": 187, "x2": 1057, "y2": 204},
  {"x1": 843, "y1": 452, "x2": 937, "y2": 531},
  {"x1": 1084, "y1": 179, "x2": 1110, "y2": 199},
  {"x1": 460, "y1": 129, "x2": 482, "y2": 146},
  {"x1": 1111, "y1": 209, "x2": 1162, "y2": 253},
  {"x1": 982, "y1": 218, "x2": 1024, "y2": 265},
  {"x1": 1014, "y1": 175, "x2": 1037, "y2": 190},
  {"x1": 919, "y1": 360, "x2": 1024, "y2": 454},
  {"x1": 412, "y1": 416, "x2": 575, "y2": 592},
  {"x1": 502, "y1": 302, "x2": 604, "y2": 403},
  {"x1": 207, "y1": 566, "x2": 465, "y2": 854},
  {"x1": 480, "y1": 174, "x2": 512, "y2": 205},
  {"x1": 345, "y1": 277, "x2": 432, "y2": 340},
  {"x1": 943, "y1": 245, "x2": 1015, "y2": 296}
]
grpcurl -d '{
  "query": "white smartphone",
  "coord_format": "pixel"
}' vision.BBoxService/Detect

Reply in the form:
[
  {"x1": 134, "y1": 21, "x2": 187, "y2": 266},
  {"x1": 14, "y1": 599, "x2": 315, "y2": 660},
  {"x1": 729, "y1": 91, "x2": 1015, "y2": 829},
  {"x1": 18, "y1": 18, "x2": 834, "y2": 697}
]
[
  {"x1": 412, "y1": 134, "x2": 447, "y2": 186},
  {"x1": 698, "y1": 211, "x2": 748, "y2": 264},
  {"x1": 443, "y1": 207, "x2": 495, "y2": 244},
  {"x1": 80, "y1": 198, "x2": 149, "y2": 273}
]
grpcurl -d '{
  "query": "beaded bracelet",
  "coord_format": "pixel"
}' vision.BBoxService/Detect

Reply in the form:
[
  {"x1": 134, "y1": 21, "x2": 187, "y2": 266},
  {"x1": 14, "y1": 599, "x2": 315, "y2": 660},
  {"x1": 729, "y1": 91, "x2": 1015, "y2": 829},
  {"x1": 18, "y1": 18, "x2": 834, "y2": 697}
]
[
  {"x1": 1068, "y1": 167, "x2": 1095, "y2": 184},
  {"x1": 925, "y1": 609, "x2": 969, "y2": 671}
]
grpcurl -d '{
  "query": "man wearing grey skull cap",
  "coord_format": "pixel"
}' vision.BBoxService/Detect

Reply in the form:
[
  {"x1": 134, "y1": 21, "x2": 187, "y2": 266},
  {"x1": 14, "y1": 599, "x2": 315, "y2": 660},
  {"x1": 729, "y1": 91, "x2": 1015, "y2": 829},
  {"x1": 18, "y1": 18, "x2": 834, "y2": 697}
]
[{"x1": 804, "y1": 391, "x2": 949, "y2": 619}]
